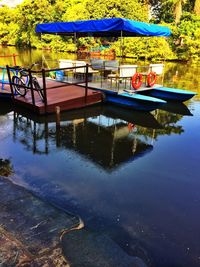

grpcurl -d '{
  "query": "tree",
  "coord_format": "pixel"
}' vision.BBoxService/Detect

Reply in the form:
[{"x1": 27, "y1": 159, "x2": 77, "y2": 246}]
[
  {"x1": 85, "y1": 0, "x2": 148, "y2": 21},
  {"x1": 173, "y1": 0, "x2": 187, "y2": 24},
  {"x1": 16, "y1": 0, "x2": 54, "y2": 47},
  {"x1": 194, "y1": 0, "x2": 200, "y2": 15}
]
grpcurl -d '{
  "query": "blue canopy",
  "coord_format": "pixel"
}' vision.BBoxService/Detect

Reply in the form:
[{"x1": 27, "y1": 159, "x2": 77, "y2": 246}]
[{"x1": 36, "y1": 18, "x2": 171, "y2": 37}]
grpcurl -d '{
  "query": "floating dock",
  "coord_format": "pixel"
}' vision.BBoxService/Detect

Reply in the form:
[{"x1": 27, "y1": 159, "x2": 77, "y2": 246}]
[
  {"x1": 6, "y1": 66, "x2": 103, "y2": 115},
  {"x1": 0, "y1": 84, "x2": 11, "y2": 98},
  {"x1": 13, "y1": 79, "x2": 103, "y2": 114}
]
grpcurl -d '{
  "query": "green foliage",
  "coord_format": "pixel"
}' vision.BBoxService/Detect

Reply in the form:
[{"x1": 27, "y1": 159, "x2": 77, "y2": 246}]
[
  {"x1": 112, "y1": 36, "x2": 175, "y2": 60},
  {"x1": 85, "y1": 0, "x2": 148, "y2": 21},
  {"x1": 0, "y1": 0, "x2": 199, "y2": 61},
  {"x1": 171, "y1": 13, "x2": 200, "y2": 60}
]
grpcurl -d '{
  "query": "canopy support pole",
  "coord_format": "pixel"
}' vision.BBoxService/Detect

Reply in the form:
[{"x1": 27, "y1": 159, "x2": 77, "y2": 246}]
[
  {"x1": 120, "y1": 30, "x2": 123, "y2": 64},
  {"x1": 74, "y1": 32, "x2": 77, "y2": 56}
]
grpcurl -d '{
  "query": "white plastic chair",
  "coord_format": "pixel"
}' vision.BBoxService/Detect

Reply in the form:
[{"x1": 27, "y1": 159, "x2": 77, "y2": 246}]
[
  {"x1": 119, "y1": 65, "x2": 138, "y2": 77},
  {"x1": 59, "y1": 59, "x2": 74, "y2": 79},
  {"x1": 59, "y1": 59, "x2": 74, "y2": 69},
  {"x1": 149, "y1": 64, "x2": 164, "y2": 75}
]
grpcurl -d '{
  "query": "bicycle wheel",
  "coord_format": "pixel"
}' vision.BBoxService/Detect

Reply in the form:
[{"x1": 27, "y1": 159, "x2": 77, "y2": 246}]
[
  {"x1": 12, "y1": 76, "x2": 27, "y2": 96},
  {"x1": 32, "y1": 78, "x2": 45, "y2": 102}
]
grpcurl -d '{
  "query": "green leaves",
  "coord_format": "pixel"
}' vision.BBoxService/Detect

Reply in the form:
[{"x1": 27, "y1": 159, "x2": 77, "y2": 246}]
[{"x1": 0, "y1": 0, "x2": 199, "y2": 60}]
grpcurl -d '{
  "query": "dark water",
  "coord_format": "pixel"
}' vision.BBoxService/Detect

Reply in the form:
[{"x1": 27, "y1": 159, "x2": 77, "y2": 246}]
[{"x1": 0, "y1": 47, "x2": 200, "y2": 267}]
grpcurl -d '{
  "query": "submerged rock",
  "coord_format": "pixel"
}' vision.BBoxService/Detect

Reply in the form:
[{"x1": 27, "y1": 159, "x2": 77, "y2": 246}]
[{"x1": 0, "y1": 158, "x2": 13, "y2": 177}]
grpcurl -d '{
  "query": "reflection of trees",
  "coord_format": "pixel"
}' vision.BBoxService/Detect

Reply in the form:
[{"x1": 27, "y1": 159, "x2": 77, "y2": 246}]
[
  {"x1": 0, "y1": 159, "x2": 13, "y2": 177},
  {"x1": 136, "y1": 109, "x2": 184, "y2": 140}
]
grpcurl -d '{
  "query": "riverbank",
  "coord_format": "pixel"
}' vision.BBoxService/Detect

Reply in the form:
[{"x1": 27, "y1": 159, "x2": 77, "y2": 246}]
[
  {"x1": 0, "y1": 174, "x2": 147, "y2": 267},
  {"x1": 0, "y1": 175, "x2": 80, "y2": 266}
]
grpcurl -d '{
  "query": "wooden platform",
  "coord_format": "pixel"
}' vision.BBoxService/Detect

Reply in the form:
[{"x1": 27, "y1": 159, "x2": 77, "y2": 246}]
[
  {"x1": 0, "y1": 83, "x2": 12, "y2": 98},
  {"x1": 12, "y1": 80, "x2": 103, "y2": 114}
]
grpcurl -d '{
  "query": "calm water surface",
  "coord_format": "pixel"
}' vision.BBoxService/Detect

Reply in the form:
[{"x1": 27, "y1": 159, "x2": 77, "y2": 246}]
[{"x1": 0, "y1": 47, "x2": 200, "y2": 267}]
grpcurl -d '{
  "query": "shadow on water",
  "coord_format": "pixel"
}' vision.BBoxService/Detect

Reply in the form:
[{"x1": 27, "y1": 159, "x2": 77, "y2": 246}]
[
  {"x1": 159, "y1": 102, "x2": 193, "y2": 116},
  {"x1": 0, "y1": 99, "x2": 13, "y2": 115}
]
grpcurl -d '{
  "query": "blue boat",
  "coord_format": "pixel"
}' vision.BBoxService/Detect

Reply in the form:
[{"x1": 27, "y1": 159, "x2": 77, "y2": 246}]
[
  {"x1": 137, "y1": 86, "x2": 197, "y2": 102},
  {"x1": 36, "y1": 18, "x2": 197, "y2": 108},
  {"x1": 100, "y1": 89, "x2": 166, "y2": 112}
]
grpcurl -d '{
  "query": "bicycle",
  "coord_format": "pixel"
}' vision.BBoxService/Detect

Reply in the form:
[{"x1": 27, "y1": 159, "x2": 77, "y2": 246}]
[{"x1": 11, "y1": 63, "x2": 45, "y2": 102}]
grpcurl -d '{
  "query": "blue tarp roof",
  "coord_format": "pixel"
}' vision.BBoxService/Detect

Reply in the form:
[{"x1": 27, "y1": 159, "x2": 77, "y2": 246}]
[{"x1": 36, "y1": 18, "x2": 171, "y2": 37}]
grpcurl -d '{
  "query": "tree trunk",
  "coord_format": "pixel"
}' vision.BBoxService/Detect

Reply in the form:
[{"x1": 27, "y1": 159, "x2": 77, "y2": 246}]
[
  {"x1": 194, "y1": 0, "x2": 200, "y2": 15},
  {"x1": 174, "y1": 0, "x2": 182, "y2": 24}
]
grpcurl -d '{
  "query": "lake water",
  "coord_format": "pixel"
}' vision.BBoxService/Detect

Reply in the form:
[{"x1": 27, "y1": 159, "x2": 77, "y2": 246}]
[{"x1": 0, "y1": 46, "x2": 200, "y2": 267}]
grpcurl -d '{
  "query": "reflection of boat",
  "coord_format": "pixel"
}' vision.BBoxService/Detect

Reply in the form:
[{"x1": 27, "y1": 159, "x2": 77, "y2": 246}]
[
  {"x1": 14, "y1": 104, "x2": 162, "y2": 129},
  {"x1": 159, "y1": 102, "x2": 193, "y2": 116},
  {"x1": 13, "y1": 106, "x2": 155, "y2": 171},
  {"x1": 13, "y1": 105, "x2": 103, "y2": 123},
  {"x1": 102, "y1": 105, "x2": 162, "y2": 129}
]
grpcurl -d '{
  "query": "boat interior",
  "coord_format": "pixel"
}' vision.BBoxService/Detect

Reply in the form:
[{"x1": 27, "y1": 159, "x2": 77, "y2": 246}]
[{"x1": 55, "y1": 59, "x2": 165, "y2": 94}]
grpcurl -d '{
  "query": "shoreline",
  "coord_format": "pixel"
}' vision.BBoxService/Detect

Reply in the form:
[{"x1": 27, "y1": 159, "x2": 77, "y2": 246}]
[{"x1": 0, "y1": 174, "x2": 147, "y2": 267}]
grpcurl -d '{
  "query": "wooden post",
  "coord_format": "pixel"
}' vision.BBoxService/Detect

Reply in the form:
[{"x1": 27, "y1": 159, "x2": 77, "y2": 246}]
[
  {"x1": 55, "y1": 106, "x2": 61, "y2": 147},
  {"x1": 6, "y1": 65, "x2": 14, "y2": 100},
  {"x1": 33, "y1": 121, "x2": 36, "y2": 154},
  {"x1": 28, "y1": 69, "x2": 35, "y2": 106},
  {"x1": 13, "y1": 54, "x2": 17, "y2": 66},
  {"x1": 44, "y1": 119, "x2": 49, "y2": 154},
  {"x1": 42, "y1": 68, "x2": 47, "y2": 113},
  {"x1": 56, "y1": 106, "x2": 60, "y2": 128},
  {"x1": 85, "y1": 64, "x2": 89, "y2": 103}
]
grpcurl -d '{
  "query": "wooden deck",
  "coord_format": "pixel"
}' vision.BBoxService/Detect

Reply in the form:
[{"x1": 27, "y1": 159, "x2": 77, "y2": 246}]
[
  {"x1": 0, "y1": 83, "x2": 12, "y2": 98},
  {"x1": 12, "y1": 79, "x2": 103, "y2": 114}
]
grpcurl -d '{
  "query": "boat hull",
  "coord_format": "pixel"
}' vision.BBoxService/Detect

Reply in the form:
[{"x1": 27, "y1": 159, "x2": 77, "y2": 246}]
[
  {"x1": 103, "y1": 91, "x2": 166, "y2": 112},
  {"x1": 137, "y1": 87, "x2": 197, "y2": 102}
]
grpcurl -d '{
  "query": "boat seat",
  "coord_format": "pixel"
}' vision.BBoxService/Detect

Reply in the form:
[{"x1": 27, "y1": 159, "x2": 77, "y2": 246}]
[
  {"x1": 59, "y1": 59, "x2": 75, "y2": 77},
  {"x1": 140, "y1": 63, "x2": 164, "y2": 76},
  {"x1": 59, "y1": 59, "x2": 74, "y2": 70},
  {"x1": 90, "y1": 59, "x2": 104, "y2": 70},
  {"x1": 73, "y1": 61, "x2": 98, "y2": 73},
  {"x1": 73, "y1": 61, "x2": 99, "y2": 82},
  {"x1": 107, "y1": 64, "x2": 137, "y2": 90},
  {"x1": 138, "y1": 63, "x2": 165, "y2": 87}
]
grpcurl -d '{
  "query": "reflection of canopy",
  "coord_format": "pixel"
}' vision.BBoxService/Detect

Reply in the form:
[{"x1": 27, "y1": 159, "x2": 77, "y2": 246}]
[
  {"x1": 14, "y1": 111, "x2": 154, "y2": 171},
  {"x1": 36, "y1": 18, "x2": 171, "y2": 37}
]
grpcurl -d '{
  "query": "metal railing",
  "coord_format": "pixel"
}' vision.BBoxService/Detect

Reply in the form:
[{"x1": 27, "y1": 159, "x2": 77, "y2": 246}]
[{"x1": 6, "y1": 64, "x2": 90, "y2": 113}]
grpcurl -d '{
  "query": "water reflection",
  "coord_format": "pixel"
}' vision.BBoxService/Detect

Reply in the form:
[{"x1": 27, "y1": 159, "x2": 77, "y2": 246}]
[
  {"x1": 13, "y1": 106, "x2": 160, "y2": 171},
  {"x1": 160, "y1": 102, "x2": 193, "y2": 116},
  {"x1": 12, "y1": 103, "x2": 191, "y2": 172},
  {"x1": 1, "y1": 100, "x2": 199, "y2": 267},
  {"x1": 0, "y1": 158, "x2": 13, "y2": 177}
]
